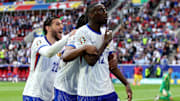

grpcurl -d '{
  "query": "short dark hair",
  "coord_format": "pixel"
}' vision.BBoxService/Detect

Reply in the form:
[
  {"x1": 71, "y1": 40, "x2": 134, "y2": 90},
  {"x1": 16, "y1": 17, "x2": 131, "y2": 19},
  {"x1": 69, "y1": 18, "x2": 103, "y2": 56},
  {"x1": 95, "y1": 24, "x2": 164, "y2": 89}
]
[
  {"x1": 76, "y1": 14, "x2": 88, "y2": 29},
  {"x1": 43, "y1": 16, "x2": 59, "y2": 35}
]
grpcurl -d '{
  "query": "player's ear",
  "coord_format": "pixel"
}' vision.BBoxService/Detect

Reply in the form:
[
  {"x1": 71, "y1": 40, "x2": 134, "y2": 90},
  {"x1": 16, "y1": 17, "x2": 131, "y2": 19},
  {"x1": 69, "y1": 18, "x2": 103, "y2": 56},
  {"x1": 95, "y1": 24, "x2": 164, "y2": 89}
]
[{"x1": 45, "y1": 26, "x2": 49, "y2": 32}]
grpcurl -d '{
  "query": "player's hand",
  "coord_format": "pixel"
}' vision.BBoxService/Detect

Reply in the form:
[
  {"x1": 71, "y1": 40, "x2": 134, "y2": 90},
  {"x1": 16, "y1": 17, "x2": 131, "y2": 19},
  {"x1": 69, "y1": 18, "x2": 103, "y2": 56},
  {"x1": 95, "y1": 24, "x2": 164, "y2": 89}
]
[
  {"x1": 126, "y1": 84, "x2": 132, "y2": 101},
  {"x1": 108, "y1": 54, "x2": 118, "y2": 70},
  {"x1": 103, "y1": 29, "x2": 113, "y2": 44},
  {"x1": 84, "y1": 45, "x2": 98, "y2": 55}
]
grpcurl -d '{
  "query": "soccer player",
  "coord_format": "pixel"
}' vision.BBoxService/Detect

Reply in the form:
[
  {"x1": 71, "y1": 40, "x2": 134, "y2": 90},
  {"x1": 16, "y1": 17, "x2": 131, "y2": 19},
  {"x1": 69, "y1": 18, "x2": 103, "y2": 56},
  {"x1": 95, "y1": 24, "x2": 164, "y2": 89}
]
[
  {"x1": 154, "y1": 68, "x2": 173, "y2": 101},
  {"x1": 23, "y1": 16, "x2": 70, "y2": 101},
  {"x1": 12, "y1": 58, "x2": 20, "y2": 83},
  {"x1": 54, "y1": 14, "x2": 98, "y2": 101},
  {"x1": 133, "y1": 64, "x2": 143, "y2": 86},
  {"x1": 65, "y1": 3, "x2": 132, "y2": 101}
]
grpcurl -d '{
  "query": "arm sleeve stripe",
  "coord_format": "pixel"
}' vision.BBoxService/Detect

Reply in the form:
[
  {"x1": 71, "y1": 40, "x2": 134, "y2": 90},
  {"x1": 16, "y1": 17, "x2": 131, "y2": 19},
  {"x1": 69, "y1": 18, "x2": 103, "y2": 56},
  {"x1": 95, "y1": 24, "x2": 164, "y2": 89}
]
[
  {"x1": 37, "y1": 45, "x2": 48, "y2": 52},
  {"x1": 66, "y1": 44, "x2": 76, "y2": 48}
]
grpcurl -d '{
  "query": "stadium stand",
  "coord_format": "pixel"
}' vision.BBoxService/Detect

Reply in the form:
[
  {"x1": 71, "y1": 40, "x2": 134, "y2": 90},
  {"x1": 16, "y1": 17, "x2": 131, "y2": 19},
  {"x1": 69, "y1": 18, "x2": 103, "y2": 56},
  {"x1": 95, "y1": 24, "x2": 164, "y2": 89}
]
[
  {"x1": 0, "y1": 0, "x2": 180, "y2": 80},
  {"x1": 0, "y1": 0, "x2": 119, "y2": 81},
  {"x1": 114, "y1": 0, "x2": 180, "y2": 65}
]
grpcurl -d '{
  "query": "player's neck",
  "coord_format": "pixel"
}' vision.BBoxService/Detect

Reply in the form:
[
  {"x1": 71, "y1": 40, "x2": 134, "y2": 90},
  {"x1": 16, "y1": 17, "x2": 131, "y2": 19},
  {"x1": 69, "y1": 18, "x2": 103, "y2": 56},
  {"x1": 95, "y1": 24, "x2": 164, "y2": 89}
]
[
  {"x1": 88, "y1": 22, "x2": 101, "y2": 33},
  {"x1": 46, "y1": 33, "x2": 56, "y2": 45}
]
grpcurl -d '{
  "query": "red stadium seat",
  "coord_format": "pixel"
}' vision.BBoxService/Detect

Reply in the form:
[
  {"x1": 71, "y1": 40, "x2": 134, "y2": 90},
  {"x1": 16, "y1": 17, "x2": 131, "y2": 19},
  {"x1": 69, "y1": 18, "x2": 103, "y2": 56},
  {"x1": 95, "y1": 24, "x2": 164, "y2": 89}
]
[
  {"x1": 21, "y1": 69, "x2": 26, "y2": 81},
  {"x1": 2, "y1": 69, "x2": 8, "y2": 81},
  {"x1": 25, "y1": 68, "x2": 30, "y2": 80},
  {"x1": 0, "y1": 69, "x2": 3, "y2": 77},
  {"x1": 17, "y1": 69, "x2": 26, "y2": 81}
]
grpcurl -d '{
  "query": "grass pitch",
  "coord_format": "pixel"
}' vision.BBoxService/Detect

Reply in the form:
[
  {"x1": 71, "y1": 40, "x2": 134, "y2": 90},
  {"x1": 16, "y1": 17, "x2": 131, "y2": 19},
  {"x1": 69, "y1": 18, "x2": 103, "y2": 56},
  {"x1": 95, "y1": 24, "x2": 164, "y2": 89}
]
[
  {"x1": 0, "y1": 82, "x2": 180, "y2": 101},
  {"x1": 114, "y1": 84, "x2": 180, "y2": 101}
]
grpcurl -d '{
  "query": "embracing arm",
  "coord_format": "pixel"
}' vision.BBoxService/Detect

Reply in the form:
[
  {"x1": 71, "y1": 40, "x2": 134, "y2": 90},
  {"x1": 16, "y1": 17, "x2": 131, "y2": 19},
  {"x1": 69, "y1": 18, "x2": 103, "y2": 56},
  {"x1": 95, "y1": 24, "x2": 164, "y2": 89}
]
[
  {"x1": 63, "y1": 45, "x2": 98, "y2": 62},
  {"x1": 39, "y1": 35, "x2": 69, "y2": 57},
  {"x1": 63, "y1": 46, "x2": 85, "y2": 62},
  {"x1": 84, "y1": 40, "x2": 109, "y2": 66},
  {"x1": 84, "y1": 30, "x2": 112, "y2": 66}
]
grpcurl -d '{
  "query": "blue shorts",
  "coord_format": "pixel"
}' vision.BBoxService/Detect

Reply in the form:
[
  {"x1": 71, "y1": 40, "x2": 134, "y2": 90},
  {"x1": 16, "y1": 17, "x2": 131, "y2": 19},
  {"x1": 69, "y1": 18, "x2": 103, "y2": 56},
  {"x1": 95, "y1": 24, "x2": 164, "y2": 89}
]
[
  {"x1": 77, "y1": 92, "x2": 118, "y2": 101},
  {"x1": 54, "y1": 88, "x2": 77, "y2": 101},
  {"x1": 23, "y1": 95, "x2": 43, "y2": 101}
]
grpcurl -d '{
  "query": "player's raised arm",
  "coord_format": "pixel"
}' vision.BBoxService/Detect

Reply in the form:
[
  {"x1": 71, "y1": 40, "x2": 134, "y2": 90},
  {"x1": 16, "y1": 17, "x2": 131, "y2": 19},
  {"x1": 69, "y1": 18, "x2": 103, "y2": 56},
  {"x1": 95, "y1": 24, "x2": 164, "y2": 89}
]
[
  {"x1": 38, "y1": 35, "x2": 69, "y2": 58},
  {"x1": 108, "y1": 53, "x2": 132, "y2": 101}
]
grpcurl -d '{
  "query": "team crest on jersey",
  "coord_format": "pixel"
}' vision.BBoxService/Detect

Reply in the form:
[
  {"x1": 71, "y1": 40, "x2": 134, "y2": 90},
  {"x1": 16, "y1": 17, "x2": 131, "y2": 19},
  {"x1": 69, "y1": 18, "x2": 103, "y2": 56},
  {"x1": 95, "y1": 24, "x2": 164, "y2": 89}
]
[
  {"x1": 79, "y1": 36, "x2": 86, "y2": 45},
  {"x1": 36, "y1": 40, "x2": 42, "y2": 46}
]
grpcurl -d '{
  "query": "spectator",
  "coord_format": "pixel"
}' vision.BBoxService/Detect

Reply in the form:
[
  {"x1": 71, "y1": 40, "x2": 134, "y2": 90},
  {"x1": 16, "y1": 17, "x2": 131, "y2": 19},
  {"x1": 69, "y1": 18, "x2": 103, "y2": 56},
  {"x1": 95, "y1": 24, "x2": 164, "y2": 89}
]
[
  {"x1": 12, "y1": 58, "x2": 20, "y2": 83},
  {"x1": 156, "y1": 65, "x2": 161, "y2": 78},
  {"x1": 171, "y1": 56, "x2": 177, "y2": 64}
]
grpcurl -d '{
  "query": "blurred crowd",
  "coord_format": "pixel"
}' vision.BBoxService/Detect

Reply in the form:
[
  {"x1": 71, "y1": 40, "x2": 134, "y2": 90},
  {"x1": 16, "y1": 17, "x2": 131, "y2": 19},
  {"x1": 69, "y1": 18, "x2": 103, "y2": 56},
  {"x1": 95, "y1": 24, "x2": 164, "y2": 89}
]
[
  {"x1": 0, "y1": 0, "x2": 80, "y2": 3},
  {"x1": 0, "y1": 0, "x2": 117, "y2": 65},
  {"x1": 0, "y1": 0, "x2": 180, "y2": 65},
  {"x1": 114, "y1": 0, "x2": 180, "y2": 65}
]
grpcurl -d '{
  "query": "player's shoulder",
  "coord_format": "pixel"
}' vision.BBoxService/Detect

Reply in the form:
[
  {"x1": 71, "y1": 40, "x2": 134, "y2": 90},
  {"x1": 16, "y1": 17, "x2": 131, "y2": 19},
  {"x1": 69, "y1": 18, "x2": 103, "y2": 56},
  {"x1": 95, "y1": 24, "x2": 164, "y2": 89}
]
[
  {"x1": 79, "y1": 25, "x2": 88, "y2": 30},
  {"x1": 76, "y1": 25, "x2": 88, "y2": 33},
  {"x1": 33, "y1": 36, "x2": 45, "y2": 43},
  {"x1": 164, "y1": 73, "x2": 169, "y2": 76},
  {"x1": 72, "y1": 25, "x2": 89, "y2": 37},
  {"x1": 163, "y1": 73, "x2": 169, "y2": 78},
  {"x1": 32, "y1": 36, "x2": 46, "y2": 47}
]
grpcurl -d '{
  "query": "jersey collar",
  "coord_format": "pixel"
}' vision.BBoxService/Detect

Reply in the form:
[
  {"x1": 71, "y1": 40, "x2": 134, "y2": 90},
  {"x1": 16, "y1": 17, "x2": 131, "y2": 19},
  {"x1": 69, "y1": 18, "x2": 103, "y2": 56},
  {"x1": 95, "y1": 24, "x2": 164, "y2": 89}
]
[
  {"x1": 86, "y1": 24, "x2": 101, "y2": 35},
  {"x1": 44, "y1": 36, "x2": 52, "y2": 45}
]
